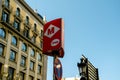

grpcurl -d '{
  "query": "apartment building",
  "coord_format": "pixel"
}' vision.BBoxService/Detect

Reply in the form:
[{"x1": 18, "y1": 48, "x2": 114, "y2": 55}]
[{"x1": 0, "y1": 0, "x2": 47, "y2": 80}]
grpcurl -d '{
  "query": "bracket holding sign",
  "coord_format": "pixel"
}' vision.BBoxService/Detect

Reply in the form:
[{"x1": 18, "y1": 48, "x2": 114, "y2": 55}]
[{"x1": 43, "y1": 18, "x2": 64, "y2": 58}]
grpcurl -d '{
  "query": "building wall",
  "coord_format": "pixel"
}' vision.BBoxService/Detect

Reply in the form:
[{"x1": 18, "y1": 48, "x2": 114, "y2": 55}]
[{"x1": 0, "y1": 0, "x2": 47, "y2": 80}]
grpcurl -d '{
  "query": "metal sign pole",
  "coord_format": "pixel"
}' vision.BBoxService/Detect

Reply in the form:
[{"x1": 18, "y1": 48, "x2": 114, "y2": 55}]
[
  {"x1": 53, "y1": 51, "x2": 63, "y2": 80},
  {"x1": 53, "y1": 56, "x2": 55, "y2": 80},
  {"x1": 53, "y1": 51, "x2": 57, "y2": 80}
]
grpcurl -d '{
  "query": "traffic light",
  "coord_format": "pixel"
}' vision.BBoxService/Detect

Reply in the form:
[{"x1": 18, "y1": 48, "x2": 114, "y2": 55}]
[{"x1": 80, "y1": 77, "x2": 86, "y2": 80}]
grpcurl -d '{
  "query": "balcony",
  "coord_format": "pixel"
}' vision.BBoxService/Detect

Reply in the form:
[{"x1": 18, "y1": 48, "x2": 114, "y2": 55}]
[
  {"x1": 31, "y1": 27, "x2": 39, "y2": 36},
  {"x1": 39, "y1": 34, "x2": 43, "y2": 40},
  {"x1": 21, "y1": 29, "x2": 31, "y2": 40},
  {"x1": 39, "y1": 30, "x2": 43, "y2": 40},
  {"x1": 14, "y1": 11, "x2": 23, "y2": 22},
  {"x1": 24, "y1": 21, "x2": 32, "y2": 29},
  {"x1": 2, "y1": 1, "x2": 12, "y2": 13},
  {"x1": 1, "y1": 18, "x2": 9, "y2": 24},
  {"x1": 0, "y1": 19, "x2": 11, "y2": 29}
]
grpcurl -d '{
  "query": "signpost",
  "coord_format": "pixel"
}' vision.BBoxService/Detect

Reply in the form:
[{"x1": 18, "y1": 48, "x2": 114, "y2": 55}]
[
  {"x1": 43, "y1": 18, "x2": 64, "y2": 80},
  {"x1": 54, "y1": 57, "x2": 62, "y2": 80}
]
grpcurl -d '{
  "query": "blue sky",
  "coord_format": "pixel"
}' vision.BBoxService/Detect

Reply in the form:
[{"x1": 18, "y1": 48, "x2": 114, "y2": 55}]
[{"x1": 26, "y1": 0, "x2": 120, "y2": 80}]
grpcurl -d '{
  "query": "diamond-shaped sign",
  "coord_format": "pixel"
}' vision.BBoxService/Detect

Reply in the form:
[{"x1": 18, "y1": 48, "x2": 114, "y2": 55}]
[{"x1": 44, "y1": 24, "x2": 60, "y2": 38}]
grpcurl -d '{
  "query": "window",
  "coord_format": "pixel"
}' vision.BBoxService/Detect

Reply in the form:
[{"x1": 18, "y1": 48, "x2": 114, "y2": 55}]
[
  {"x1": 4, "y1": 0, "x2": 9, "y2": 8},
  {"x1": 13, "y1": 21, "x2": 20, "y2": 31},
  {"x1": 2, "y1": 11, "x2": 9, "y2": 23},
  {"x1": 0, "y1": 28, "x2": 5, "y2": 39},
  {"x1": 20, "y1": 72, "x2": 24, "y2": 80},
  {"x1": 11, "y1": 36, "x2": 17, "y2": 46},
  {"x1": 31, "y1": 36, "x2": 36, "y2": 43},
  {"x1": 38, "y1": 54, "x2": 42, "y2": 61},
  {"x1": 0, "y1": 44, "x2": 4, "y2": 56},
  {"x1": 37, "y1": 65, "x2": 41, "y2": 74},
  {"x1": 22, "y1": 43, "x2": 27, "y2": 52},
  {"x1": 20, "y1": 56, "x2": 26, "y2": 67},
  {"x1": 30, "y1": 49, "x2": 35, "y2": 57},
  {"x1": 8, "y1": 67, "x2": 14, "y2": 80},
  {"x1": 40, "y1": 30, "x2": 43, "y2": 37},
  {"x1": 23, "y1": 28, "x2": 29, "y2": 38},
  {"x1": 34, "y1": 23, "x2": 37, "y2": 31},
  {"x1": 30, "y1": 61, "x2": 34, "y2": 70},
  {"x1": 25, "y1": 16, "x2": 29, "y2": 25},
  {"x1": 16, "y1": 8, "x2": 20, "y2": 17},
  {"x1": 40, "y1": 41, "x2": 43, "y2": 48},
  {"x1": 10, "y1": 50, "x2": 16, "y2": 61}
]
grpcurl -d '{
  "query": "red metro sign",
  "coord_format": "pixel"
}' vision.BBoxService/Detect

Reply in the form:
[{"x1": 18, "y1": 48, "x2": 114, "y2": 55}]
[{"x1": 43, "y1": 18, "x2": 64, "y2": 58}]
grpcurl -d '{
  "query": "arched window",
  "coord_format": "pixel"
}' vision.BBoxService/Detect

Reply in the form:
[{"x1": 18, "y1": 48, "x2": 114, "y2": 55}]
[
  {"x1": 37, "y1": 65, "x2": 42, "y2": 74},
  {"x1": 5, "y1": 0, "x2": 9, "y2": 8},
  {"x1": 31, "y1": 36, "x2": 36, "y2": 43},
  {"x1": 13, "y1": 21, "x2": 20, "y2": 31},
  {"x1": 11, "y1": 36, "x2": 17, "y2": 46},
  {"x1": 30, "y1": 61, "x2": 34, "y2": 70},
  {"x1": 26, "y1": 16, "x2": 29, "y2": 25},
  {"x1": 30, "y1": 49, "x2": 35, "y2": 57},
  {"x1": 22, "y1": 43, "x2": 27, "y2": 52},
  {"x1": 16, "y1": 8, "x2": 20, "y2": 17},
  {"x1": 0, "y1": 44, "x2": 4, "y2": 56},
  {"x1": 34, "y1": 23, "x2": 37, "y2": 31},
  {"x1": 38, "y1": 53, "x2": 42, "y2": 61},
  {"x1": 20, "y1": 56, "x2": 26, "y2": 66},
  {"x1": 2, "y1": 11, "x2": 9, "y2": 22},
  {"x1": 0, "y1": 28, "x2": 6, "y2": 39},
  {"x1": 10, "y1": 50, "x2": 16, "y2": 61}
]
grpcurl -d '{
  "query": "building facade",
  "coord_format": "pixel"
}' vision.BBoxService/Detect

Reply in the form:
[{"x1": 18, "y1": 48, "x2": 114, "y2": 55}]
[{"x1": 0, "y1": 0, "x2": 47, "y2": 80}]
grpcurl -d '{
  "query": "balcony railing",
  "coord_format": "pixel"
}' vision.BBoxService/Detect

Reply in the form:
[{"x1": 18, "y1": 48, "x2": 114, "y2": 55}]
[
  {"x1": 2, "y1": 1, "x2": 12, "y2": 13},
  {"x1": 14, "y1": 11, "x2": 23, "y2": 22},
  {"x1": 0, "y1": 19, "x2": 11, "y2": 28},
  {"x1": 24, "y1": 21, "x2": 32, "y2": 29},
  {"x1": 21, "y1": 29, "x2": 31, "y2": 40},
  {"x1": 31, "y1": 27, "x2": 39, "y2": 36},
  {"x1": 39, "y1": 30, "x2": 43, "y2": 39}
]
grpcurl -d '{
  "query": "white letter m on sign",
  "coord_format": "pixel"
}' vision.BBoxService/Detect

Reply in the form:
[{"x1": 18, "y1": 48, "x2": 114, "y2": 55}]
[{"x1": 44, "y1": 24, "x2": 60, "y2": 38}]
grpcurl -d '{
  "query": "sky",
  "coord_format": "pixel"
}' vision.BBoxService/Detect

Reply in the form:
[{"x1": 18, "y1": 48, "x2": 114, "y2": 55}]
[{"x1": 25, "y1": 0, "x2": 120, "y2": 80}]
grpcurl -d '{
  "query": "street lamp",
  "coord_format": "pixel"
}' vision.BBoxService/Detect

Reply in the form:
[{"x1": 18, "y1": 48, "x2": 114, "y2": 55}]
[{"x1": 77, "y1": 57, "x2": 87, "y2": 80}]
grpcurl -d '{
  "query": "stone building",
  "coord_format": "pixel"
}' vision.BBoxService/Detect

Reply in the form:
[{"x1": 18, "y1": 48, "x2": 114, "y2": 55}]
[{"x1": 0, "y1": 0, "x2": 47, "y2": 80}]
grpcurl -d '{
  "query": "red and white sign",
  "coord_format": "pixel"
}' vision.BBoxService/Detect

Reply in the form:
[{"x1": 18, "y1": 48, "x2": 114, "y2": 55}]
[{"x1": 43, "y1": 18, "x2": 64, "y2": 58}]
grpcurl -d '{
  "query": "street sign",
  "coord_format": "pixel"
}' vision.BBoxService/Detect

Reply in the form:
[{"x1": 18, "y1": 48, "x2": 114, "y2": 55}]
[
  {"x1": 43, "y1": 18, "x2": 64, "y2": 58},
  {"x1": 54, "y1": 58, "x2": 62, "y2": 80}
]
